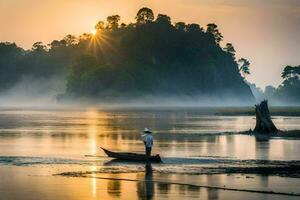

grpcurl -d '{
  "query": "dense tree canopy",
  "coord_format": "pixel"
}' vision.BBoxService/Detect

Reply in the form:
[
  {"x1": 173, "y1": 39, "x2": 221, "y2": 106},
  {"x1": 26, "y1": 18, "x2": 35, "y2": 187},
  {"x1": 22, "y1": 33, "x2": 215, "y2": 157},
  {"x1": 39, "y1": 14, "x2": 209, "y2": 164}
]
[
  {"x1": 275, "y1": 65, "x2": 300, "y2": 103},
  {"x1": 0, "y1": 7, "x2": 255, "y2": 104},
  {"x1": 281, "y1": 65, "x2": 300, "y2": 79}
]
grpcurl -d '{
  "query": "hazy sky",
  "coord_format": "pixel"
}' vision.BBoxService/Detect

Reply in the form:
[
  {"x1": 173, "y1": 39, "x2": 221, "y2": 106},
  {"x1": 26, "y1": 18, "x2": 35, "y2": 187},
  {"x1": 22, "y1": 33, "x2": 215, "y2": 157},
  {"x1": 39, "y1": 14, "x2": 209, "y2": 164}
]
[{"x1": 0, "y1": 0, "x2": 299, "y2": 87}]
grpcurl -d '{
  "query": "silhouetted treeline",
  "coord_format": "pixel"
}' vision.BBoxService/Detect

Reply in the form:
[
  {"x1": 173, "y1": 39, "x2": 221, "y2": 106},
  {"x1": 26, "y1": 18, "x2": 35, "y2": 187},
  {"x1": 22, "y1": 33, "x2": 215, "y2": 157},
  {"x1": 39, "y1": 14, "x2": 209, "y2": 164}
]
[
  {"x1": 0, "y1": 7, "x2": 255, "y2": 103},
  {"x1": 0, "y1": 37, "x2": 81, "y2": 90},
  {"x1": 250, "y1": 65, "x2": 300, "y2": 105}
]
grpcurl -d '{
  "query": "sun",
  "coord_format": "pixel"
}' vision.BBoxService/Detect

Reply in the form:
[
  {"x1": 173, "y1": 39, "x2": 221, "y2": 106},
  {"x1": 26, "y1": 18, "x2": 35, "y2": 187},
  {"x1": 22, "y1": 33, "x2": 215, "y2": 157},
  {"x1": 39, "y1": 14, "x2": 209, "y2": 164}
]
[{"x1": 91, "y1": 29, "x2": 97, "y2": 35}]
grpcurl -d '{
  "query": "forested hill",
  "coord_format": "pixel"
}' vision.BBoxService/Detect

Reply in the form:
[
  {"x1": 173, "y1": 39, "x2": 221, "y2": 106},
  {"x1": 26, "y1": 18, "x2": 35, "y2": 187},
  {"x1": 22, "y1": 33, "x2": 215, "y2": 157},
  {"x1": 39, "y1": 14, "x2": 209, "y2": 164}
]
[{"x1": 0, "y1": 7, "x2": 254, "y2": 105}]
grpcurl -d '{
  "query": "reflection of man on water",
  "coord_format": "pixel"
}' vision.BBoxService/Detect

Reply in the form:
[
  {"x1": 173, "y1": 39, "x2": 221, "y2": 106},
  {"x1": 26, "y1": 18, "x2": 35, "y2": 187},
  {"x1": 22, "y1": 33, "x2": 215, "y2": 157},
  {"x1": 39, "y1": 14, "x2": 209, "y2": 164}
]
[
  {"x1": 145, "y1": 163, "x2": 154, "y2": 199},
  {"x1": 137, "y1": 164, "x2": 154, "y2": 200},
  {"x1": 142, "y1": 128, "x2": 154, "y2": 163}
]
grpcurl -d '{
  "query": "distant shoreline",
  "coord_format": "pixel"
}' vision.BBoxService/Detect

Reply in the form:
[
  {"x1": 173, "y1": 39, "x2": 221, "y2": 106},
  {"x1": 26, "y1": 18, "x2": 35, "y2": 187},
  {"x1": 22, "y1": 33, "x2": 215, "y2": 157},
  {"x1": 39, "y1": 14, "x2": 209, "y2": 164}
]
[
  {"x1": 239, "y1": 130, "x2": 300, "y2": 139},
  {"x1": 1, "y1": 105, "x2": 300, "y2": 116}
]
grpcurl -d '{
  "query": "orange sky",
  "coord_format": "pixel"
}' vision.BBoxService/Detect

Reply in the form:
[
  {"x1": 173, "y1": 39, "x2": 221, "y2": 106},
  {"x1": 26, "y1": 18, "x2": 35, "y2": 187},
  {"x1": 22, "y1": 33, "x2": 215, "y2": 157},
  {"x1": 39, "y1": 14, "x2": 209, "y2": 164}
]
[{"x1": 0, "y1": 0, "x2": 300, "y2": 87}]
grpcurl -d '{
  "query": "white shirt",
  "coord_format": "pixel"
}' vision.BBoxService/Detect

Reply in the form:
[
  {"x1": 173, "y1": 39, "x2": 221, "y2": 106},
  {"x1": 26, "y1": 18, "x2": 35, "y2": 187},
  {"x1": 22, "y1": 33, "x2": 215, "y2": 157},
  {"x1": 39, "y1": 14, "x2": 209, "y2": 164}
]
[{"x1": 143, "y1": 133, "x2": 153, "y2": 148}]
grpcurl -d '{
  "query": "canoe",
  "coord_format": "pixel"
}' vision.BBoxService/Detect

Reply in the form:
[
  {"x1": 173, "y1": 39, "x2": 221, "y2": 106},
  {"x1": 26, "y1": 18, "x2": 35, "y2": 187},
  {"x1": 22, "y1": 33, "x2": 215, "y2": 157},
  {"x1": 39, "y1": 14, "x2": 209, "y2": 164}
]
[{"x1": 101, "y1": 147, "x2": 162, "y2": 163}]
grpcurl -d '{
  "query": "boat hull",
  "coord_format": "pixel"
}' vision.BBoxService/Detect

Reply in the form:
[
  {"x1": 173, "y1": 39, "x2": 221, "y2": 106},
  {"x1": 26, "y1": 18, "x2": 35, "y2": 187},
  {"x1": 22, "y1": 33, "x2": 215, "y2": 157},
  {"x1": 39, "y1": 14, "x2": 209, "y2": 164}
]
[{"x1": 101, "y1": 147, "x2": 162, "y2": 163}]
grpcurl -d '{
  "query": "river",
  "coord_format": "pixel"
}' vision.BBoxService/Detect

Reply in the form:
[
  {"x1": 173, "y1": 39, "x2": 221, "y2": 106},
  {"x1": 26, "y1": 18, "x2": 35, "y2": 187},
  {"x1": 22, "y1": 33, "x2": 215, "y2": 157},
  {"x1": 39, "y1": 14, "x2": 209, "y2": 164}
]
[{"x1": 0, "y1": 107, "x2": 300, "y2": 200}]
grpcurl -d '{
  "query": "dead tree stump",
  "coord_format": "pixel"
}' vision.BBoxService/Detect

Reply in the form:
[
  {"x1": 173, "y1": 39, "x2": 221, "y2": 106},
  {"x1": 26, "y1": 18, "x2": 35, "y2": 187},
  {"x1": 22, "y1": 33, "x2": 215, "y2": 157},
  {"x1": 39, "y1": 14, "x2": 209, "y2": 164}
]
[{"x1": 254, "y1": 100, "x2": 278, "y2": 133}]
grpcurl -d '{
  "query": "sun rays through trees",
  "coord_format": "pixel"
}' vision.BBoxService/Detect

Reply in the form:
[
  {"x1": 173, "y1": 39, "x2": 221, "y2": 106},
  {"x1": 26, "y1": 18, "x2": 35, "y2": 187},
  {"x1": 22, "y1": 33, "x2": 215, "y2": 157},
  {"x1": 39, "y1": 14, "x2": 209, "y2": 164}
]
[{"x1": 0, "y1": 7, "x2": 259, "y2": 103}]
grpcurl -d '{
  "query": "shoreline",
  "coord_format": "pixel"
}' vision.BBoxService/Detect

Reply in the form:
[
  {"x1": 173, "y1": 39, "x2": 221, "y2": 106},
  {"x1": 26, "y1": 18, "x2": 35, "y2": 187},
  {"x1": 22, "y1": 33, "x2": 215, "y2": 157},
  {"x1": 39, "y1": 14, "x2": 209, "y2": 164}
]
[{"x1": 238, "y1": 130, "x2": 300, "y2": 139}]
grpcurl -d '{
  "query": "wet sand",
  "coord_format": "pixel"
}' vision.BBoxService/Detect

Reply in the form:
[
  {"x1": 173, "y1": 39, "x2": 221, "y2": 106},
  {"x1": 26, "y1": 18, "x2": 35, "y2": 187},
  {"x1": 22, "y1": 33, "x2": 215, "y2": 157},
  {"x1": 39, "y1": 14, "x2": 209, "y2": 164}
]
[{"x1": 1, "y1": 166, "x2": 300, "y2": 200}]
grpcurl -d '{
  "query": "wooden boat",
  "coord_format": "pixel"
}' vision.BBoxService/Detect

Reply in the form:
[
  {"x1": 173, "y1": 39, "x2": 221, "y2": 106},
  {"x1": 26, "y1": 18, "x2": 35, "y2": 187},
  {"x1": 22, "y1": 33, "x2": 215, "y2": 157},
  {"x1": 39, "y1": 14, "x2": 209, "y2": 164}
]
[{"x1": 101, "y1": 147, "x2": 162, "y2": 163}]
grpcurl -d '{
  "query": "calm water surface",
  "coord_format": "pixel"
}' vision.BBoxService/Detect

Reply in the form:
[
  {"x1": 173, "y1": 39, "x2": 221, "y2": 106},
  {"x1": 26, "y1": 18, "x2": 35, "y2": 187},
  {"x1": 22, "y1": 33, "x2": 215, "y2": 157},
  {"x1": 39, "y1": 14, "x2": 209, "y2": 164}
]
[{"x1": 0, "y1": 107, "x2": 300, "y2": 200}]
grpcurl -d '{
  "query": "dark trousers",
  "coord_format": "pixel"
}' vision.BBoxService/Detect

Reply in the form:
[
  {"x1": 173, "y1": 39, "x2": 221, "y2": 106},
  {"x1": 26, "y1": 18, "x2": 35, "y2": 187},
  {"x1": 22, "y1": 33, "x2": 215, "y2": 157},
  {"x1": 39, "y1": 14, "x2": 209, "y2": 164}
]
[{"x1": 146, "y1": 147, "x2": 152, "y2": 162}]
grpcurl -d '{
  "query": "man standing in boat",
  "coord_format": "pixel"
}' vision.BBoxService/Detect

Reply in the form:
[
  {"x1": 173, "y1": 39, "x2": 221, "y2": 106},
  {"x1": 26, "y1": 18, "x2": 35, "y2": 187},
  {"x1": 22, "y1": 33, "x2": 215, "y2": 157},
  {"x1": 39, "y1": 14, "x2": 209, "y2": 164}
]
[{"x1": 143, "y1": 128, "x2": 154, "y2": 163}]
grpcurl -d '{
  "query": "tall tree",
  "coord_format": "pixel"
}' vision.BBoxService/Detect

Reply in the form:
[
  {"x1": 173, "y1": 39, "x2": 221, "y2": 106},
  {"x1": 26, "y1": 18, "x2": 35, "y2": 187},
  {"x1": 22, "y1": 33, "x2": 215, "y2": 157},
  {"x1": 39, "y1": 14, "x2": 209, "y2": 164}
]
[
  {"x1": 49, "y1": 40, "x2": 67, "y2": 49},
  {"x1": 206, "y1": 23, "x2": 223, "y2": 45},
  {"x1": 238, "y1": 58, "x2": 250, "y2": 78},
  {"x1": 281, "y1": 65, "x2": 300, "y2": 80},
  {"x1": 224, "y1": 43, "x2": 236, "y2": 58},
  {"x1": 106, "y1": 15, "x2": 120, "y2": 30},
  {"x1": 175, "y1": 22, "x2": 186, "y2": 31},
  {"x1": 32, "y1": 42, "x2": 47, "y2": 51},
  {"x1": 186, "y1": 24, "x2": 203, "y2": 33},
  {"x1": 156, "y1": 14, "x2": 171, "y2": 25},
  {"x1": 95, "y1": 21, "x2": 105, "y2": 31},
  {"x1": 136, "y1": 7, "x2": 154, "y2": 24},
  {"x1": 276, "y1": 65, "x2": 300, "y2": 103},
  {"x1": 63, "y1": 35, "x2": 78, "y2": 46}
]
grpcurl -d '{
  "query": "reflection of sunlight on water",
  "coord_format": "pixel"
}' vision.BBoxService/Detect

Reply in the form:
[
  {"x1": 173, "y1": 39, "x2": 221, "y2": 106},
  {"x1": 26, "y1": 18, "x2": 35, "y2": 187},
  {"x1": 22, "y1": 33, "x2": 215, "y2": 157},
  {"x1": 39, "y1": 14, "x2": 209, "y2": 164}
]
[
  {"x1": 270, "y1": 140, "x2": 284, "y2": 160},
  {"x1": 90, "y1": 166, "x2": 97, "y2": 197},
  {"x1": 234, "y1": 136, "x2": 255, "y2": 159},
  {"x1": 86, "y1": 108, "x2": 119, "y2": 152},
  {"x1": 217, "y1": 116, "x2": 253, "y2": 132},
  {"x1": 92, "y1": 173, "x2": 97, "y2": 197},
  {"x1": 86, "y1": 109, "x2": 99, "y2": 155},
  {"x1": 89, "y1": 139, "x2": 97, "y2": 155},
  {"x1": 219, "y1": 136, "x2": 226, "y2": 149}
]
